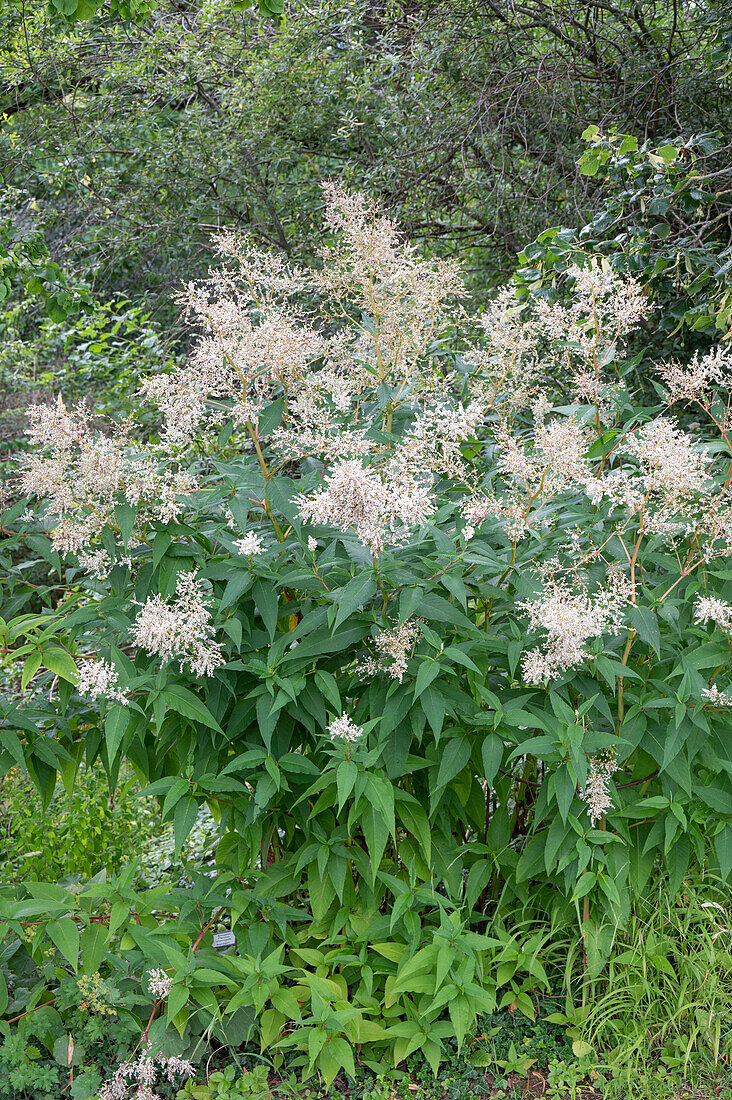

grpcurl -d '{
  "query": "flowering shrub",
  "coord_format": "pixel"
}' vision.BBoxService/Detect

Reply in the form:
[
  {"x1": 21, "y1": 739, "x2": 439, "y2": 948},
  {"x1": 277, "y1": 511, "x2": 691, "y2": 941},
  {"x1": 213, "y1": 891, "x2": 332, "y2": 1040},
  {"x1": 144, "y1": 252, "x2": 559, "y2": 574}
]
[{"x1": 2, "y1": 184, "x2": 732, "y2": 1079}]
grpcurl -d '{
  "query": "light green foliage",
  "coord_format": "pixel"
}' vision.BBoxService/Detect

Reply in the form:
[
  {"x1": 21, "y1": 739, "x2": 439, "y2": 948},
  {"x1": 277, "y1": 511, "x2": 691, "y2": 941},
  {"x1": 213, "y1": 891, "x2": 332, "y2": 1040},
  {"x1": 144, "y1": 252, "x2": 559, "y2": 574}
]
[
  {"x1": 0, "y1": 296, "x2": 175, "y2": 466},
  {"x1": 0, "y1": 764, "x2": 162, "y2": 883},
  {"x1": 579, "y1": 881, "x2": 732, "y2": 1096},
  {"x1": 177, "y1": 1063, "x2": 281, "y2": 1099}
]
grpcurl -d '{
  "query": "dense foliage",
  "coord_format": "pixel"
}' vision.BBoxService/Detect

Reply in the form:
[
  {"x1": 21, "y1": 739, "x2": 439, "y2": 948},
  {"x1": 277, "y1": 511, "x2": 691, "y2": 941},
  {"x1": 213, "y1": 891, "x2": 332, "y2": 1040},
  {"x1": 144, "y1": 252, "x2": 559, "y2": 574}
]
[
  {"x1": 1, "y1": 2, "x2": 732, "y2": 1096},
  {"x1": 1, "y1": 187, "x2": 731, "y2": 1096}
]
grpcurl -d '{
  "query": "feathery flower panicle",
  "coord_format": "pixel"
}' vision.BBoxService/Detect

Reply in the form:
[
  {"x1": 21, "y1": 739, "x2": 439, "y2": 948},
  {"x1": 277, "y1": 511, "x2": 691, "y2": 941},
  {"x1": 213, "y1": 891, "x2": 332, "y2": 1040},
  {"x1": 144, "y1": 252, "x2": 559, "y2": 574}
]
[
  {"x1": 76, "y1": 548, "x2": 113, "y2": 580},
  {"x1": 624, "y1": 417, "x2": 710, "y2": 500},
  {"x1": 521, "y1": 568, "x2": 630, "y2": 684},
  {"x1": 142, "y1": 308, "x2": 326, "y2": 446},
  {"x1": 307, "y1": 536, "x2": 318, "y2": 553},
  {"x1": 367, "y1": 620, "x2": 422, "y2": 682},
  {"x1": 131, "y1": 571, "x2": 223, "y2": 677},
  {"x1": 211, "y1": 229, "x2": 309, "y2": 301},
  {"x1": 702, "y1": 683, "x2": 732, "y2": 706},
  {"x1": 658, "y1": 346, "x2": 732, "y2": 405},
  {"x1": 98, "y1": 1044, "x2": 194, "y2": 1100},
  {"x1": 584, "y1": 416, "x2": 718, "y2": 542},
  {"x1": 496, "y1": 415, "x2": 591, "y2": 498},
  {"x1": 461, "y1": 490, "x2": 531, "y2": 542},
  {"x1": 76, "y1": 659, "x2": 130, "y2": 706},
  {"x1": 536, "y1": 262, "x2": 648, "y2": 347},
  {"x1": 234, "y1": 532, "x2": 265, "y2": 556},
  {"x1": 328, "y1": 713, "x2": 364, "y2": 743},
  {"x1": 298, "y1": 457, "x2": 434, "y2": 553},
  {"x1": 530, "y1": 263, "x2": 648, "y2": 411},
  {"x1": 534, "y1": 417, "x2": 591, "y2": 488},
  {"x1": 21, "y1": 396, "x2": 194, "y2": 559},
  {"x1": 473, "y1": 288, "x2": 544, "y2": 412},
  {"x1": 146, "y1": 969, "x2": 172, "y2": 1000},
  {"x1": 694, "y1": 596, "x2": 732, "y2": 632},
  {"x1": 393, "y1": 400, "x2": 485, "y2": 483},
  {"x1": 581, "y1": 748, "x2": 618, "y2": 826},
  {"x1": 315, "y1": 181, "x2": 464, "y2": 390}
]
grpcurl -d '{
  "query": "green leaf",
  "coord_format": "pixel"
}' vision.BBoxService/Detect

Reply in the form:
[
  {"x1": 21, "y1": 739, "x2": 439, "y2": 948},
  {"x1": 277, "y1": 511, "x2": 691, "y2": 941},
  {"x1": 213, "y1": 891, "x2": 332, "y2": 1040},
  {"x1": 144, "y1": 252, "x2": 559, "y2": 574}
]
[
  {"x1": 253, "y1": 578, "x2": 279, "y2": 640},
  {"x1": 220, "y1": 570, "x2": 252, "y2": 612},
  {"x1": 47, "y1": 918, "x2": 80, "y2": 972},
  {"x1": 481, "y1": 734, "x2": 503, "y2": 786},
  {"x1": 21, "y1": 651, "x2": 43, "y2": 691},
  {"x1": 448, "y1": 994, "x2": 471, "y2": 1050},
  {"x1": 715, "y1": 825, "x2": 732, "y2": 882},
  {"x1": 79, "y1": 924, "x2": 110, "y2": 974},
  {"x1": 174, "y1": 795, "x2": 199, "y2": 856},
  {"x1": 628, "y1": 605, "x2": 661, "y2": 659},
  {"x1": 414, "y1": 659, "x2": 440, "y2": 700},
  {"x1": 398, "y1": 800, "x2": 432, "y2": 864},
  {"x1": 161, "y1": 685, "x2": 223, "y2": 731},
  {"x1": 114, "y1": 502, "x2": 137, "y2": 547},
  {"x1": 162, "y1": 777, "x2": 190, "y2": 818},
  {"x1": 362, "y1": 805, "x2": 390, "y2": 880},
  {"x1": 436, "y1": 736, "x2": 471, "y2": 789},
  {"x1": 337, "y1": 759, "x2": 357, "y2": 810},
  {"x1": 167, "y1": 982, "x2": 190, "y2": 1023},
  {"x1": 554, "y1": 765, "x2": 576, "y2": 824},
  {"x1": 105, "y1": 705, "x2": 132, "y2": 764},
  {"x1": 314, "y1": 669, "x2": 341, "y2": 711},
  {"x1": 332, "y1": 573, "x2": 376, "y2": 631},
  {"x1": 44, "y1": 648, "x2": 78, "y2": 684}
]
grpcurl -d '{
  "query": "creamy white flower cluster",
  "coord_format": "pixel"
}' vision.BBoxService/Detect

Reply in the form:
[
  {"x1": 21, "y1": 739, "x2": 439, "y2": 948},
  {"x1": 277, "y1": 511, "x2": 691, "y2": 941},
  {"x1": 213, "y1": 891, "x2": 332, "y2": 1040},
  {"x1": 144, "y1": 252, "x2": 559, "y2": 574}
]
[
  {"x1": 234, "y1": 532, "x2": 265, "y2": 556},
  {"x1": 581, "y1": 747, "x2": 619, "y2": 827},
  {"x1": 142, "y1": 308, "x2": 326, "y2": 446},
  {"x1": 694, "y1": 596, "x2": 732, "y2": 632},
  {"x1": 146, "y1": 968, "x2": 173, "y2": 1000},
  {"x1": 470, "y1": 287, "x2": 545, "y2": 413},
  {"x1": 534, "y1": 262, "x2": 649, "y2": 388},
  {"x1": 658, "y1": 346, "x2": 732, "y2": 405},
  {"x1": 98, "y1": 1044, "x2": 194, "y2": 1100},
  {"x1": 21, "y1": 396, "x2": 194, "y2": 560},
  {"x1": 328, "y1": 713, "x2": 364, "y2": 743},
  {"x1": 362, "y1": 620, "x2": 422, "y2": 683},
  {"x1": 76, "y1": 658, "x2": 130, "y2": 706},
  {"x1": 131, "y1": 571, "x2": 223, "y2": 677},
  {"x1": 702, "y1": 683, "x2": 732, "y2": 706},
  {"x1": 497, "y1": 416, "x2": 592, "y2": 496},
  {"x1": 521, "y1": 569, "x2": 631, "y2": 684},
  {"x1": 298, "y1": 458, "x2": 434, "y2": 553},
  {"x1": 316, "y1": 181, "x2": 464, "y2": 387}
]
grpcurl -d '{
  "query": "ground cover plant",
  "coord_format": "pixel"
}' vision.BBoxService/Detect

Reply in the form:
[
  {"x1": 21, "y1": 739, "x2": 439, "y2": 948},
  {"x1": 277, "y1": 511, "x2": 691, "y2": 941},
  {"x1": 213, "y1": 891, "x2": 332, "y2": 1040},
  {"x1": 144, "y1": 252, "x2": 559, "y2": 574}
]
[{"x1": 0, "y1": 174, "x2": 731, "y2": 1098}]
